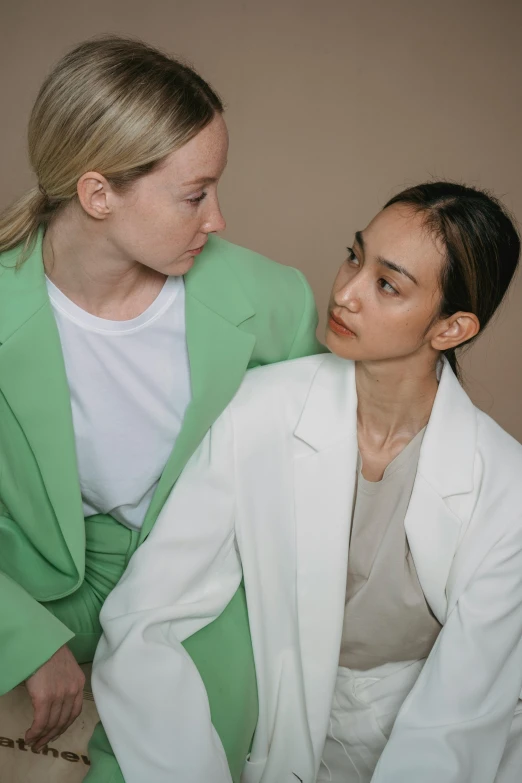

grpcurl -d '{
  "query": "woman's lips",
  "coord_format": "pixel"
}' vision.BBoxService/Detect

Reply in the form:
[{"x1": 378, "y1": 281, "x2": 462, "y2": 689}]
[
  {"x1": 328, "y1": 311, "x2": 356, "y2": 337},
  {"x1": 187, "y1": 244, "x2": 205, "y2": 255}
]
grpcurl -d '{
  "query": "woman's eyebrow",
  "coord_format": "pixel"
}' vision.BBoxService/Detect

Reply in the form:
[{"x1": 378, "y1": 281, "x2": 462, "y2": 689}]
[
  {"x1": 355, "y1": 230, "x2": 418, "y2": 285},
  {"x1": 378, "y1": 256, "x2": 419, "y2": 285},
  {"x1": 181, "y1": 176, "x2": 218, "y2": 188},
  {"x1": 354, "y1": 230, "x2": 365, "y2": 249}
]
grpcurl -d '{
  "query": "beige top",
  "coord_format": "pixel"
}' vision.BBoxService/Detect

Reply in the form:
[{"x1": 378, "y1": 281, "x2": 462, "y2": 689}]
[{"x1": 340, "y1": 428, "x2": 442, "y2": 670}]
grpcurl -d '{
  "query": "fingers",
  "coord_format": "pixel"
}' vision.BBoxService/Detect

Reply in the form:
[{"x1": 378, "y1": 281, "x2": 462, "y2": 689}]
[
  {"x1": 61, "y1": 689, "x2": 84, "y2": 735},
  {"x1": 29, "y1": 698, "x2": 64, "y2": 752},
  {"x1": 53, "y1": 688, "x2": 83, "y2": 741},
  {"x1": 24, "y1": 646, "x2": 86, "y2": 751},
  {"x1": 25, "y1": 694, "x2": 52, "y2": 747},
  {"x1": 27, "y1": 687, "x2": 84, "y2": 751}
]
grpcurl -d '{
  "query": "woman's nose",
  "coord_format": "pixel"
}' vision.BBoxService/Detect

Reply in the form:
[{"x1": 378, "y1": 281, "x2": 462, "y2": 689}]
[
  {"x1": 336, "y1": 283, "x2": 361, "y2": 313},
  {"x1": 202, "y1": 198, "x2": 226, "y2": 234}
]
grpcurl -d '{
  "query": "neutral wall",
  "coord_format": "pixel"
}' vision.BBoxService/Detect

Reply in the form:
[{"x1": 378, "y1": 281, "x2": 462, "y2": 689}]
[{"x1": 2, "y1": 0, "x2": 521, "y2": 440}]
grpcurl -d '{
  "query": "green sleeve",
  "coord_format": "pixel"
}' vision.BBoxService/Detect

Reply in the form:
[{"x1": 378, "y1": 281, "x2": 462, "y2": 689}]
[
  {"x1": 84, "y1": 722, "x2": 125, "y2": 783},
  {"x1": 287, "y1": 269, "x2": 329, "y2": 360},
  {"x1": 0, "y1": 561, "x2": 74, "y2": 694}
]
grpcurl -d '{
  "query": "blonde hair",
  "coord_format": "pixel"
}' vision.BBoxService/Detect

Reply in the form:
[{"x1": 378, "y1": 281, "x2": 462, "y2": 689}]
[{"x1": 0, "y1": 36, "x2": 223, "y2": 261}]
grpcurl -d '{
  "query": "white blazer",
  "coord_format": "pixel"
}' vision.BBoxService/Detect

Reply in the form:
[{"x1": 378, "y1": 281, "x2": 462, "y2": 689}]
[{"x1": 93, "y1": 354, "x2": 522, "y2": 783}]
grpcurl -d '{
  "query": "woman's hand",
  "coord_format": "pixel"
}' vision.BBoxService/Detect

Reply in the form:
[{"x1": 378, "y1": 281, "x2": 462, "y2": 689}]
[{"x1": 24, "y1": 644, "x2": 85, "y2": 751}]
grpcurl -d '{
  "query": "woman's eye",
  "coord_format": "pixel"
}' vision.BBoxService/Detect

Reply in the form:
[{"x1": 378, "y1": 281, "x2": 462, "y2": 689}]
[
  {"x1": 346, "y1": 247, "x2": 359, "y2": 264},
  {"x1": 187, "y1": 192, "x2": 207, "y2": 205},
  {"x1": 379, "y1": 278, "x2": 398, "y2": 295}
]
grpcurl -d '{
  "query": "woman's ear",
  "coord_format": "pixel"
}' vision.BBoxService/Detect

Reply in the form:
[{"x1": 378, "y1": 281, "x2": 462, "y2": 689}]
[
  {"x1": 431, "y1": 311, "x2": 480, "y2": 352},
  {"x1": 76, "y1": 171, "x2": 113, "y2": 220}
]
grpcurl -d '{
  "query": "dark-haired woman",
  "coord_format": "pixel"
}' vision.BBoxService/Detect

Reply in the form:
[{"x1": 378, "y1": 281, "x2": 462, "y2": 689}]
[
  {"x1": 94, "y1": 182, "x2": 522, "y2": 783},
  {"x1": 0, "y1": 35, "x2": 323, "y2": 779}
]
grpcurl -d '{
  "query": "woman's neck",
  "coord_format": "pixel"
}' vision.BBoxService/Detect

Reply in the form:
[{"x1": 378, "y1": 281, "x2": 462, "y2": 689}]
[
  {"x1": 42, "y1": 208, "x2": 167, "y2": 320},
  {"x1": 355, "y1": 355, "x2": 439, "y2": 451}
]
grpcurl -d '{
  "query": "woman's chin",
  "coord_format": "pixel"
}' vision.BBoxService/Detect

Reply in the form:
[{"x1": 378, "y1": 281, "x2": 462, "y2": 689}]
[
  {"x1": 160, "y1": 255, "x2": 197, "y2": 277},
  {"x1": 325, "y1": 331, "x2": 360, "y2": 361}
]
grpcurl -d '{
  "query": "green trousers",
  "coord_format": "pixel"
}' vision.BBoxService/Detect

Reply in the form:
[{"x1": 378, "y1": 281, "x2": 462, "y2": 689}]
[{"x1": 44, "y1": 515, "x2": 258, "y2": 783}]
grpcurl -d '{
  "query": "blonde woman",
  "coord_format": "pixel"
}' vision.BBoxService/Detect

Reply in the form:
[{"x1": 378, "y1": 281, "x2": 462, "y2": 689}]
[
  {"x1": 95, "y1": 182, "x2": 522, "y2": 783},
  {"x1": 0, "y1": 36, "x2": 323, "y2": 780}
]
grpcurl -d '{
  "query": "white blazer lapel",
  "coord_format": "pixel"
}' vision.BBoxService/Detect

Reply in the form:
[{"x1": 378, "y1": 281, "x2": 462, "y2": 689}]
[
  {"x1": 405, "y1": 360, "x2": 477, "y2": 622},
  {"x1": 293, "y1": 356, "x2": 358, "y2": 764},
  {"x1": 404, "y1": 479, "x2": 461, "y2": 622}
]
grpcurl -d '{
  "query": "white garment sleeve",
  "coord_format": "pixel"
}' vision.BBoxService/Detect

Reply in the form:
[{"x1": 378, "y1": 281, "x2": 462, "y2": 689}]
[
  {"x1": 372, "y1": 519, "x2": 522, "y2": 783},
  {"x1": 92, "y1": 409, "x2": 240, "y2": 783}
]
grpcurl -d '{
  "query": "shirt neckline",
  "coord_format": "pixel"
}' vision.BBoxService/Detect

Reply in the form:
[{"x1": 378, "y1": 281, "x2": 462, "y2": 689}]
[
  {"x1": 46, "y1": 274, "x2": 183, "y2": 335},
  {"x1": 357, "y1": 426, "x2": 426, "y2": 493}
]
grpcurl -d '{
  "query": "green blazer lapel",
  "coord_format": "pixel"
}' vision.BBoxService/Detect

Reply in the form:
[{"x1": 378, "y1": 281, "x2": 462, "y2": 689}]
[
  {"x1": 139, "y1": 244, "x2": 256, "y2": 541},
  {"x1": 0, "y1": 235, "x2": 85, "y2": 575}
]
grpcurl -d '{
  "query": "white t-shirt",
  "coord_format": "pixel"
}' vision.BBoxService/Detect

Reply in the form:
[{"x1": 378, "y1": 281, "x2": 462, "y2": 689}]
[{"x1": 47, "y1": 275, "x2": 191, "y2": 530}]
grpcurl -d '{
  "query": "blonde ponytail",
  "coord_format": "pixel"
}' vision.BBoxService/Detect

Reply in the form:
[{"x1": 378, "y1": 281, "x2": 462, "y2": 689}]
[
  {"x1": 0, "y1": 36, "x2": 223, "y2": 266},
  {"x1": 0, "y1": 186, "x2": 60, "y2": 263}
]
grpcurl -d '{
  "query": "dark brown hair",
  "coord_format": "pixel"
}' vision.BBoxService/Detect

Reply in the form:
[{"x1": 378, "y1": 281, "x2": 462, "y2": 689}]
[{"x1": 385, "y1": 182, "x2": 520, "y2": 377}]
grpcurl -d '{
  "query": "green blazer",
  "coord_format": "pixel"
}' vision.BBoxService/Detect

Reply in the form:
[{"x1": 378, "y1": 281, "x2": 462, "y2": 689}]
[{"x1": 0, "y1": 231, "x2": 324, "y2": 694}]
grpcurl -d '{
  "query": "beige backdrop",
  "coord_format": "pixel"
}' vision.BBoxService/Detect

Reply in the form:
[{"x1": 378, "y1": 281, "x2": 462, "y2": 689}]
[{"x1": 2, "y1": 0, "x2": 521, "y2": 440}]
